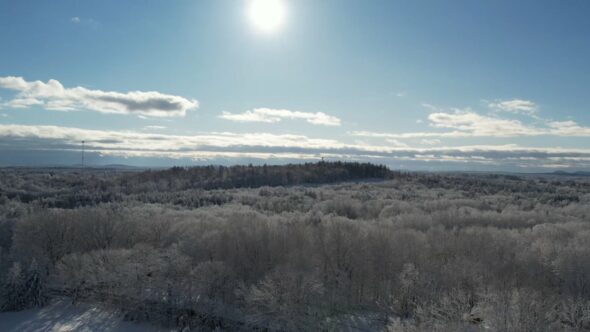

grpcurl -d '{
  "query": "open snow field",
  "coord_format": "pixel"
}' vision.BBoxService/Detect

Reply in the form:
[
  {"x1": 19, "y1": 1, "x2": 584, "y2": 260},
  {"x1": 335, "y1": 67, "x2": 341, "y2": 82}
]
[{"x1": 0, "y1": 298, "x2": 171, "y2": 332}]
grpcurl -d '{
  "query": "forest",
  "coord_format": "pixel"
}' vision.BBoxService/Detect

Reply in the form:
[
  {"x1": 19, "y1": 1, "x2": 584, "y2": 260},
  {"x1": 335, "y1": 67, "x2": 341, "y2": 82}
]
[{"x1": 2, "y1": 162, "x2": 590, "y2": 331}]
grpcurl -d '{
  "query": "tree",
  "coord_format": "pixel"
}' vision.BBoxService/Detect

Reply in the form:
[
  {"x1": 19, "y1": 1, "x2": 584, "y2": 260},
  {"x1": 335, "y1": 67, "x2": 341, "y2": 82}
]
[{"x1": 0, "y1": 260, "x2": 47, "y2": 311}]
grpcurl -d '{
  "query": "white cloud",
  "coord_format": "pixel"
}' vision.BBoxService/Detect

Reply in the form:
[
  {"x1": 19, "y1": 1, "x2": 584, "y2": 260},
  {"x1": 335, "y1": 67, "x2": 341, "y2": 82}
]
[
  {"x1": 351, "y1": 130, "x2": 442, "y2": 139},
  {"x1": 547, "y1": 121, "x2": 590, "y2": 136},
  {"x1": 352, "y1": 130, "x2": 471, "y2": 139},
  {"x1": 0, "y1": 76, "x2": 199, "y2": 118},
  {"x1": 220, "y1": 108, "x2": 341, "y2": 126},
  {"x1": 5, "y1": 97, "x2": 44, "y2": 108},
  {"x1": 0, "y1": 124, "x2": 386, "y2": 154},
  {"x1": 421, "y1": 139, "x2": 441, "y2": 145},
  {"x1": 428, "y1": 110, "x2": 543, "y2": 137},
  {"x1": 143, "y1": 125, "x2": 167, "y2": 130},
  {"x1": 488, "y1": 99, "x2": 537, "y2": 115},
  {"x1": 3, "y1": 123, "x2": 590, "y2": 169},
  {"x1": 355, "y1": 109, "x2": 590, "y2": 139},
  {"x1": 386, "y1": 139, "x2": 409, "y2": 148},
  {"x1": 70, "y1": 16, "x2": 99, "y2": 28}
]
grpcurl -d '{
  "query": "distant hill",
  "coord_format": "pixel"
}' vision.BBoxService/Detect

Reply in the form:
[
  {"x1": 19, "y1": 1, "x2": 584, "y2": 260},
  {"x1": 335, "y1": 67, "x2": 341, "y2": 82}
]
[
  {"x1": 550, "y1": 170, "x2": 590, "y2": 177},
  {"x1": 125, "y1": 161, "x2": 396, "y2": 190}
]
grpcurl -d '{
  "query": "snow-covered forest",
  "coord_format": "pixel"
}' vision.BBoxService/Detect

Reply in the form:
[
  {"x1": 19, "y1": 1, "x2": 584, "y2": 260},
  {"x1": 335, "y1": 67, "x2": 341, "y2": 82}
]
[{"x1": 2, "y1": 162, "x2": 590, "y2": 331}]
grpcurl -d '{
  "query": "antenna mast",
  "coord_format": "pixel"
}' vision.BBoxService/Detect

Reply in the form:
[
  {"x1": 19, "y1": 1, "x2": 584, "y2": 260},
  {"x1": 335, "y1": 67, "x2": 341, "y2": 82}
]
[{"x1": 81, "y1": 140, "x2": 85, "y2": 167}]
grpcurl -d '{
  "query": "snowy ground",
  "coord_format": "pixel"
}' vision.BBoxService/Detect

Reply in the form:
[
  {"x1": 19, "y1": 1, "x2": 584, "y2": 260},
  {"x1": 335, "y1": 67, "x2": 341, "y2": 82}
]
[{"x1": 0, "y1": 298, "x2": 173, "y2": 332}]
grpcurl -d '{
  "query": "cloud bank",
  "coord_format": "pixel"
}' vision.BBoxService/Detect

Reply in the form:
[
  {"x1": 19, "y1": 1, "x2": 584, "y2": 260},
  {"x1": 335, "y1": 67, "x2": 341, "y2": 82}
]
[
  {"x1": 2, "y1": 123, "x2": 590, "y2": 170},
  {"x1": 354, "y1": 108, "x2": 590, "y2": 139},
  {"x1": 0, "y1": 76, "x2": 198, "y2": 117},
  {"x1": 220, "y1": 108, "x2": 341, "y2": 126}
]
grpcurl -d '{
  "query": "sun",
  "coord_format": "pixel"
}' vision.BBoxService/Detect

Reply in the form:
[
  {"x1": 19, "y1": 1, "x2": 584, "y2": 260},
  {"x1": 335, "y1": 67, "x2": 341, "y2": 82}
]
[{"x1": 248, "y1": 0, "x2": 286, "y2": 33}]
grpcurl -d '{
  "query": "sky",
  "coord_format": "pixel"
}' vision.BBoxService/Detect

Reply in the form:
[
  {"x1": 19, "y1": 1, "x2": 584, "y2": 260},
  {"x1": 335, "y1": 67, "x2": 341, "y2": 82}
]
[{"x1": 1, "y1": 0, "x2": 590, "y2": 171}]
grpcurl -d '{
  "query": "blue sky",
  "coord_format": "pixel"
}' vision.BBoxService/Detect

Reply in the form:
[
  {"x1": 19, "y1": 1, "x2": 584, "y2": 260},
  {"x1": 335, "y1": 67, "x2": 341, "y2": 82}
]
[{"x1": 1, "y1": 0, "x2": 590, "y2": 171}]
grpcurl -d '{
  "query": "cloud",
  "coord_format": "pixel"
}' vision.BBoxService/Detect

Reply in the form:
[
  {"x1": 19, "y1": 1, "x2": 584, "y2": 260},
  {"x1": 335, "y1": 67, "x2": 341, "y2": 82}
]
[
  {"x1": 220, "y1": 108, "x2": 341, "y2": 126},
  {"x1": 143, "y1": 125, "x2": 167, "y2": 130},
  {"x1": 70, "y1": 16, "x2": 99, "y2": 28},
  {"x1": 4, "y1": 97, "x2": 44, "y2": 108},
  {"x1": 428, "y1": 110, "x2": 543, "y2": 137},
  {"x1": 0, "y1": 76, "x2": 199, "y2": 118},
  {"x1": 392, "y1": 91, "x2": 407, "y2": 98},
  {"x1": 0, "y1": 124, "x2": 387, "y2": 155},
  {"x1": 385, "y1": 139, "x2": 409, "y2": 148},
  {"x1": 421, "y1": 139, "x2": 441, "y2": 145},
  {"x1": 3, "y1": 123, "x2": 590, "y2": 170},
  {"x1": 352, "y1": 129, "x2": 473, "y2": 139},
  {"x1": 488, "y1": 99, "x2": 537, "y2": 115},
  {"x1": 353, "y1": 109, "x2": 590, "y2": 138},
  {"x1": 547, "y1": 121, "x2": 590, "y2": 136}
]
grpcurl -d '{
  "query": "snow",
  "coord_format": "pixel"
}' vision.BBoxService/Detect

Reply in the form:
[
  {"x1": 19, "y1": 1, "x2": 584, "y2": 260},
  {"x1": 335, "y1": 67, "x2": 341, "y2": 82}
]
[
  {"x1": 0, "y1": 298, "x2": 173, "y2": 332},
  {"x1": 324, "y1": 313, "x2": 388, "y2": 331}
]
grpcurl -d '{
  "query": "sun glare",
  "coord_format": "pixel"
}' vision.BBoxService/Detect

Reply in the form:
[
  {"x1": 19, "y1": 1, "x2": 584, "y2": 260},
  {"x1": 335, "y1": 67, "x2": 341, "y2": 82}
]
[{"x1": 248, "y1": 0, "x2": 286, "y2": 33}]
